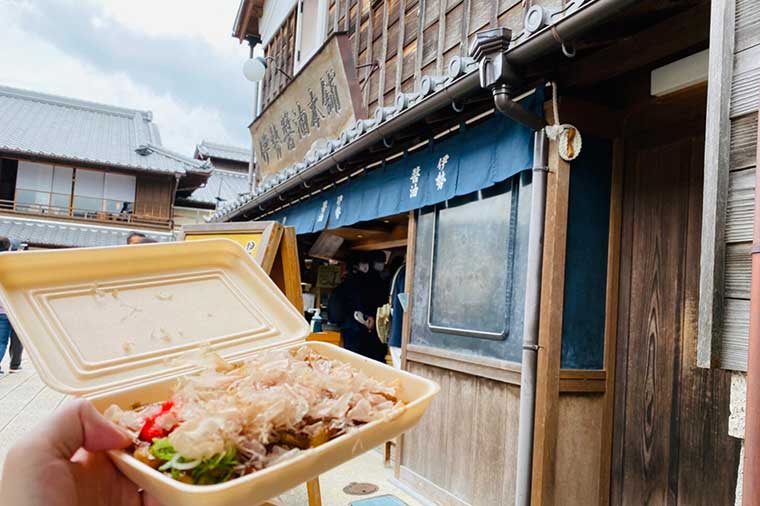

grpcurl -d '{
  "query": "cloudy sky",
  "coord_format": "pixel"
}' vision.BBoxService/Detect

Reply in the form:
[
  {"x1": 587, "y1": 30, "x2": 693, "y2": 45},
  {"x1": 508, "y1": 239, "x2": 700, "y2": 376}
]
[{"x1": 1, "y1": 0, "x2": 255, "y2": 155}]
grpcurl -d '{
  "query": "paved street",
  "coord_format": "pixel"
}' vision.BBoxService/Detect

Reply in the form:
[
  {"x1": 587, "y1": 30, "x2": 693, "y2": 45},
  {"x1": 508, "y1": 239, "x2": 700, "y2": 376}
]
[{"x1": 0, "y1": 356, "x2": 423, "y2": 506}]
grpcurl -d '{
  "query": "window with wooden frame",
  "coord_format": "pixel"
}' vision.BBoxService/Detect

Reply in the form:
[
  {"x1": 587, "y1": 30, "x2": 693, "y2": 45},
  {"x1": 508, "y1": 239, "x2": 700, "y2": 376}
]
[
  {"x1": 13, "y1": 161, "x2": 136, "y2": 219},
  {"x1": 261, "y1": 1, "x2": 332, "y2": 109},
  {"x1": 294, "y1": 0, "x2": 330, "y2": 72},
  {"x1": 410, "y1": 173, "x2": 532, "y2": 363}
]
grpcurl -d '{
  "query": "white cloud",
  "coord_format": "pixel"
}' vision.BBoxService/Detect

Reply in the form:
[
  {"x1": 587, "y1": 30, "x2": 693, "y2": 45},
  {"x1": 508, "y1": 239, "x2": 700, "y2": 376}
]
[
  {"x1": 96, "y1": 0, "x2": 246, "y2": 53},
  {"x1": 0, "y1": 0, "x2": 252, "y2": 155}
]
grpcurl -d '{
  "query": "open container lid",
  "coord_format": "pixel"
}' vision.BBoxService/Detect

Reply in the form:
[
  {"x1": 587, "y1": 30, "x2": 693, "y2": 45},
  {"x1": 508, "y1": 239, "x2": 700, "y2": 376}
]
[{"x1": 0, "y1": 239, "x2": 310, "y2": 396}]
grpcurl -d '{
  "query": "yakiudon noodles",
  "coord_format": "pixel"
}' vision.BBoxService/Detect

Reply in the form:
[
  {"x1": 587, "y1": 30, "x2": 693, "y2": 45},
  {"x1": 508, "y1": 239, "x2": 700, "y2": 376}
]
[{"x1": 106, "y1": 347, "x2": 404, "y2": 485}]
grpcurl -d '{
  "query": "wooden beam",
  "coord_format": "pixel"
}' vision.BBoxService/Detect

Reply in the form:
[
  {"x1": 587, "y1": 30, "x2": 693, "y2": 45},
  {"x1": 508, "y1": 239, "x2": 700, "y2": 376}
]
[
  {"x1": 269, "y1": 226, "x2": 304, "y2": 313},
  {"x1": 561, "y1": 3, "x2": 710, "y2": 88},
  {"x1": 554, "y1": 97, "x2": 622, "y2": 140},
  {"x1": 531, "y1": 103, "x2": 571, "y2": 506},
  {"x1": 395, "y1": 210, "x2": 417, "y2": 479},
  {"x1": 306, "y1": 478, "x2": 322, "y2": 506},
  {"x1": 597, "y1": 138, "x2": 624, "y2": 506},
  {"x1": 406, "y1": 343, "x2": 522, "y2": 385},
  {"x1": 351, "y1": 238, "x2": 408, "y2": 251},
  {"x1": 558, "y1": 370, "x2": 607, "y2": 393},
  {"x1": 698, "y1": 0, "x2": 735, "y2": 368}
]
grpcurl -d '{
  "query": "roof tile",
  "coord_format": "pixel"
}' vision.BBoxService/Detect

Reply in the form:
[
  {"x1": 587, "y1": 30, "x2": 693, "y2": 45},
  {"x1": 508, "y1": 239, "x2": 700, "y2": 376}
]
[{"x1": 0, "y1": 85, "x2": 208, "y2": 175}]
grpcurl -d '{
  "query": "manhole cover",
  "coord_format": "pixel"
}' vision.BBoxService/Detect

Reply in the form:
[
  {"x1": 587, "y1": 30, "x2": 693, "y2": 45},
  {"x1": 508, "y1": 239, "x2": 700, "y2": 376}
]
[{"x1": 343, "y1": 482, "x2": 379, "y2": 495}]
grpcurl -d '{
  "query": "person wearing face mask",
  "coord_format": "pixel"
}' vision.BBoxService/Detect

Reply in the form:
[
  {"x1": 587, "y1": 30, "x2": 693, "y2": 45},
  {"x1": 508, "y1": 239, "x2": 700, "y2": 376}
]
[{"x1": 328, "y1": 253, "x2": 387, "y2": 362}]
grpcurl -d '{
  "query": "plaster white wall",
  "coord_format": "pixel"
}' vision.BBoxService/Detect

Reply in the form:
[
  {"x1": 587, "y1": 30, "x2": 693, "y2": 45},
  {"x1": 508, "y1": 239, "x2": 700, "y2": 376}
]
[
  {"x1": 261, "y1": 0, "x2": 298, "y2": 45},
  {"x1": 730, "y1": 372, "x2": 746, "y2": 506}
]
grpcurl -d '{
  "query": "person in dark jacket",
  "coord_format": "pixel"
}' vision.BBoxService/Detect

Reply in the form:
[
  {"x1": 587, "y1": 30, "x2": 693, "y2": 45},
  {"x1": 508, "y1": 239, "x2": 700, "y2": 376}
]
[{"x1": 332, "y1": 253, "x2": 387, "y2": 362}]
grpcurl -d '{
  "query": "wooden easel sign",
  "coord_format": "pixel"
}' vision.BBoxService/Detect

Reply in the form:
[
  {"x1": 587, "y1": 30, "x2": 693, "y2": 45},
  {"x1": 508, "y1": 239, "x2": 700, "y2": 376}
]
[
  {"x1": 178, "y1": 221, "x2": 303, "y2": 313},
  {"x1": 179, "y1": 221, "x2": 283, "y2": 274}
]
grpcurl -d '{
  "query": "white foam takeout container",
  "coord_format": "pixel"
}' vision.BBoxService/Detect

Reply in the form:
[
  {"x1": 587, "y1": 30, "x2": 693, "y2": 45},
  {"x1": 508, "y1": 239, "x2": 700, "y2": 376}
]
[{"x1": 0, "y1": 239, "x2": 439, "y2": 506}]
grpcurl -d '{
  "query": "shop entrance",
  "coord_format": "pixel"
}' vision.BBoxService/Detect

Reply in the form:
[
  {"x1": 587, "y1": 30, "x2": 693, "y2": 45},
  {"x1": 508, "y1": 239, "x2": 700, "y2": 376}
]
[
  {"x1": 610, "y1": 87, "x2": 739, "y2": 505},
  {"x1": 298, "y1": 213, "x2": 410, "y2": 364}
]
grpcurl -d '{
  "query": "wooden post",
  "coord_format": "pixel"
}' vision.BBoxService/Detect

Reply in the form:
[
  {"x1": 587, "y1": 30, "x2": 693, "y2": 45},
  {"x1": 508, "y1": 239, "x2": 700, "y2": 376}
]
[
  {"x1": 395, "y1": 210, "x2": 418, "y2": 479},
  {"x1": 530, "y1": 108, "x2": 571, "y2": 506},
  {"x1": 597, "y1": 139, "x2": 624, "y2": 506},
  {"x1": 270, "y1": 226, "x2": 304, "y2": 313},
  {"x1": 307, "y1": 478, "x2": 323, "y2": 506}
]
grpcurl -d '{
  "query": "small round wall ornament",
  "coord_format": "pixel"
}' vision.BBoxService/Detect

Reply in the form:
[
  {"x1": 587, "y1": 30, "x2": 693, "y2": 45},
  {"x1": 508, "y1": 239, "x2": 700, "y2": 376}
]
[{"x1": 545, "y1": 123, "x2": 582, "y2": 162}]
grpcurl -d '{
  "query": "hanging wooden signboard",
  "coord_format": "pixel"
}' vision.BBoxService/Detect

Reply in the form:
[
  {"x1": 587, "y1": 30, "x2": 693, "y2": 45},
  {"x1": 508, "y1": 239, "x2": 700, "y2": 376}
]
[{"x1": 251, "y1": 33, "x2": 366, "y2": 180}]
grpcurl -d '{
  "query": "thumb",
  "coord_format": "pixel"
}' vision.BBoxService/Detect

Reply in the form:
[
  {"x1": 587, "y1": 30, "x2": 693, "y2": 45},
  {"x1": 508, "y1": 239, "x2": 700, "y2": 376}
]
[{"x1": 38, "y1": 398, "x2": 131, "y2": 459}]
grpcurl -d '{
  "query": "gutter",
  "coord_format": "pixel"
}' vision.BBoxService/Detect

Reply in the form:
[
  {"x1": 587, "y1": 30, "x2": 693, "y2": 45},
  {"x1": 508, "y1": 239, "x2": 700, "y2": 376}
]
[
  {"x1": 213, "y1": 0, "x2": 638, "y2": 223},
  {"x1": 743, "y1": 115, "x2": 760, "y2": 505}
]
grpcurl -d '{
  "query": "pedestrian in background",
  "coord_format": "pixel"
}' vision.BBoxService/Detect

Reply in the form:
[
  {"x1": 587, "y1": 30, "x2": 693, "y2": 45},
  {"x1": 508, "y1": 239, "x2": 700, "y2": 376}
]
[
  {"x1": 126, "y1": 231, "x2": 146, "y2": 245},
  {"x1": 6, "y1": 240, "x2": 25, "y2": 372},
  {"x1": 0, "y1": 236, "x2": 12, "y2": 374}
]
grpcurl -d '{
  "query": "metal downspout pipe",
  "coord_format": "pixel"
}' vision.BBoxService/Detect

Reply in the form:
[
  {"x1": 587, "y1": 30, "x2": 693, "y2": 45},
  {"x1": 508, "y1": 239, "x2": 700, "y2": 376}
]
[
  {"x1": 471, "y1": 27, "x2": 548, "y2": 506},
  {"x1": 515, "y1": 130, "x2": 548, "y2": 506},
  {"x1": 743, "y1": 126, "x2": 760, "y2": 505}
]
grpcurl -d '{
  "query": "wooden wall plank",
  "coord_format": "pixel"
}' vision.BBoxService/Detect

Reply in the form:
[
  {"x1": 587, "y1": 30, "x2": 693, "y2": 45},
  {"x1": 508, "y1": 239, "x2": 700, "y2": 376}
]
[
  {"x1": 721, "y1": 297, "x2": 751, "y2": 370},
  {"x1": 725, "y1": 242, "x2": 752, "y2": 299},
  {"x1": 378, "y1": 0, "x2": 391, "y2": 105},
  {"x1": 467, "y1": 0, "x2": 491, "y2": 39},
  {"x1": 725, "y1": 167, "x2": 755, "y2": 244},
  {"x1": 731, "y1": 43, "x2": 760, "y2": 118},
  {"x1": 400, "y1": 362, "x2": 520, "y2": 505},
  {"x1": 424, "y1": 0, "x2": 440, "y2": 26},
  {"x1": 610, "y1": 127, "x2": 637, "y2": 506},
  {"x1": 555, "y1": 394, "x2": 604, "y2": 506},
  {"x1": 614, "y1": 126, "x2": 740, "y2": 504},
  {"x1": 394, "y1": 0, "x2": 406, "y2": 94},
  {"x1": 676, "y1": 137, "x2": 740, "y2": 506},
  {"x1": 421, "y1": 22, "x2": 439, "y2": 67},
  {"x1": 731, "y1": 114, "x2": 758, "y2": 171},
  {"x1": 134, "y1": 176, "x2": 173, "y2": 220},
  {"x1": 736, "y1": 0, "x2": 760, "y2": 53},
  {"x1": 698, "y1": 0, "x2": 735, "y2": 368},
  {"x1": 442, "y1": 3, "x2": 463, "y2": 54},
  {"x1": 496, "y1": 0, "x2": 523, "y2": 34},
  {"x1": 614, "y1": 138, "x2": 692, "y2": 505},
  {"x1": 413, "y1": 0, "x2": 425, "y2": 86}
]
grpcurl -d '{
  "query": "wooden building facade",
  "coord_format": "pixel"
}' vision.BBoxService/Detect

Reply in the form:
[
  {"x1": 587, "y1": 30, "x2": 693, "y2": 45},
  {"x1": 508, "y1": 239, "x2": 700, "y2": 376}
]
[
  {"x1": 228, "y1": 1, "x2": 751, "y2": 505},
  {"x1": 0, "y1": 86, "x2": 210, "y2": 247}
]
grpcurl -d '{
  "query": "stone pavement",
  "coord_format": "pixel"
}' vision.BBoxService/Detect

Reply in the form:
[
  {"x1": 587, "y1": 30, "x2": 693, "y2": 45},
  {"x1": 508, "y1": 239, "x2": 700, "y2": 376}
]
[{"x1": 0, "y1": 356, "x2": 425, "y2": 506}]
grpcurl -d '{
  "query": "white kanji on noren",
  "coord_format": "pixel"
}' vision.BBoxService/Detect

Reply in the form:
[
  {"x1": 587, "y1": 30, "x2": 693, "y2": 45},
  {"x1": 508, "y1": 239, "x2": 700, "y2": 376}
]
[
  {"x1": 335, "y1": 195, "x2": 344, "y2": 219},
  {"x1": 317, "y1": 200, "x2": 328, "y2": 222},
  {"x1": 409, "y1": 166, "x2": 421, "y2": 198},
  {"x1": 435, "y1": 154, "x2": 450, "y2": 190}
]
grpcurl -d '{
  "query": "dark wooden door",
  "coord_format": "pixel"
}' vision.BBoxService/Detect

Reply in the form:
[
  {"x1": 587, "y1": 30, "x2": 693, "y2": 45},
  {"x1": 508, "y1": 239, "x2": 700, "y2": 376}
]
[{"x1": 611, "y1": 131, "x2": 740, "y2": 506}]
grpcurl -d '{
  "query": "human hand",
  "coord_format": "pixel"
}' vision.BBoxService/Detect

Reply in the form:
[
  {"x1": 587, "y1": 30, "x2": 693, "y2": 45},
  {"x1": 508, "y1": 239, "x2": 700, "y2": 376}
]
[
  {"x1": 366, "y1": 316, "x2": 375, "y2": 331},
  {"x1": 0, "y1": 398, "x2": 161, "y2": 506}
]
